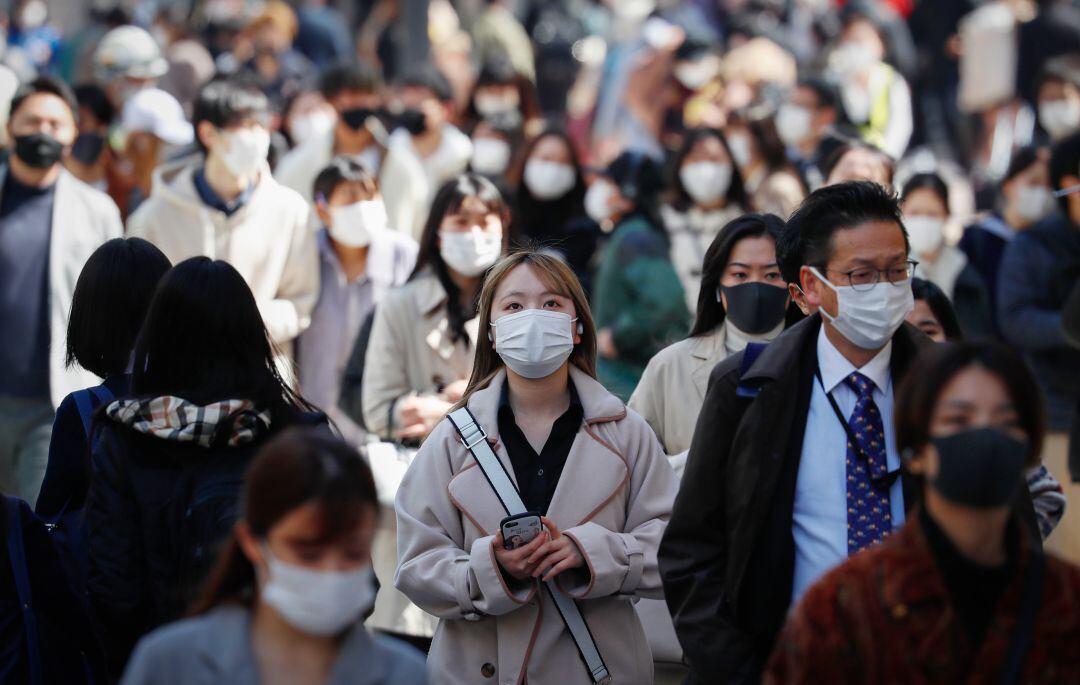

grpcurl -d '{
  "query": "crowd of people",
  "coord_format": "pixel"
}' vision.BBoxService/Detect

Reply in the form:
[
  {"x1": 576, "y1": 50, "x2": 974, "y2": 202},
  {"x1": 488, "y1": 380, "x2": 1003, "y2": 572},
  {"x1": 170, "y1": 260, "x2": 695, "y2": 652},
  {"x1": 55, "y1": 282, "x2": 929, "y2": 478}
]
[{"x1": 1, "y1": 0, "x2": 1080, "y2": 683}]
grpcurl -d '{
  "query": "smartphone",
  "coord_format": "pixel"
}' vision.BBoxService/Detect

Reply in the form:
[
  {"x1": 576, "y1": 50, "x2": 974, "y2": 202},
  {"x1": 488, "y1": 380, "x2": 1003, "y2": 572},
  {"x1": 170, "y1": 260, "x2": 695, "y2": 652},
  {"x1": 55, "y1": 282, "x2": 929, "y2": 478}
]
[{"x1": 500, "y1": 513, "x2": 543, "y2": 551}]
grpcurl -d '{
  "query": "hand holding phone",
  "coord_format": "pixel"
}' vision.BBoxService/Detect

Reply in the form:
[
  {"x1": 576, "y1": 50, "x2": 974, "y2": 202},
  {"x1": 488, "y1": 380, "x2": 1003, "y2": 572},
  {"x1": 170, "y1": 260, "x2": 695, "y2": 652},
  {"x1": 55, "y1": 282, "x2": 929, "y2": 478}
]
[{"x1": 500, "y1": 513, "x2": 543, "y2": 550}]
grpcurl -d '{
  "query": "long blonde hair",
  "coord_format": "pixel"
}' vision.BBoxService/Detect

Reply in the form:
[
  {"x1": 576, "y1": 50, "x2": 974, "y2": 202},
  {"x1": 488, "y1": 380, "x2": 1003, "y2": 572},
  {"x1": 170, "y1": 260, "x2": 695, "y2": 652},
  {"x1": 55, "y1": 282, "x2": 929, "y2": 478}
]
[{"x1": 458, "y1": 250, "x2": 597, "y2": 407}]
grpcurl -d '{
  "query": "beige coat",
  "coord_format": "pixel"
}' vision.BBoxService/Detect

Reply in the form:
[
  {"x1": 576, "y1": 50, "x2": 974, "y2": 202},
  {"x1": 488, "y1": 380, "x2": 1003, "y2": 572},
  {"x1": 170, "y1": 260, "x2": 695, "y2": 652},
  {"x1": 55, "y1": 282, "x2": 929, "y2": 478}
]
[
  {"x1": 628, "y1": 327, "x2": 728, "y2": 459},
  {"x1": 361, "y1": 270, "x2": 477, "y2": 439},
  {"x1": 395, "y1": 367, "x2": 677, "y2": 685},
  {"x1": 126, "y1": 158, "x2": 318, "y2": 352}
]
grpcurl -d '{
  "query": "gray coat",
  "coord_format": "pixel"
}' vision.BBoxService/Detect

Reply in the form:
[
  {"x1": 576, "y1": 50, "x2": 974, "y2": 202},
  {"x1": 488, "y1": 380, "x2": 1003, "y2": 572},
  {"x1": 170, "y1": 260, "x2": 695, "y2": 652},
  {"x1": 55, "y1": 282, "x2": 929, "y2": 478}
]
[{"x1": 120, "y1": 605, "x2": 428, "y2": 685}]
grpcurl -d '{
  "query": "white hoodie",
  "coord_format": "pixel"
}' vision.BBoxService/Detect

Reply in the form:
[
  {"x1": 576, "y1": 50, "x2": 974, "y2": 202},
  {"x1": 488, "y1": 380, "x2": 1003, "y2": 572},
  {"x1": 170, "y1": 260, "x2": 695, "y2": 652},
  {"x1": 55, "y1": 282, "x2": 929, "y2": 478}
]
[{"x1": 127, "y1": 157, "x2": 318, "y2": 353}]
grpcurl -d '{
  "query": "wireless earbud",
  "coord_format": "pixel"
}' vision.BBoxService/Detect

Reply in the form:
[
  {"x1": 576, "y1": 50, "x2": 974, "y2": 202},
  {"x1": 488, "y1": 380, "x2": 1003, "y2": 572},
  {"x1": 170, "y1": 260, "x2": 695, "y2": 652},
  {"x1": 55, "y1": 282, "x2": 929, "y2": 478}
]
[{"x1": 577, "y1": 322, "x2": 584, "y2": 335}]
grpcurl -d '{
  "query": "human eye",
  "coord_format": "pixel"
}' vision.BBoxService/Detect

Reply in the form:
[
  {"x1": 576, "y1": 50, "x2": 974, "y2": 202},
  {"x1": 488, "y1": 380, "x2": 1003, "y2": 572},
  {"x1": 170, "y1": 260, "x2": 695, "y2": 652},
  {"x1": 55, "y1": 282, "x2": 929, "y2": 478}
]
[
  {"x1": 849, "y1": 268, "x2": 877, "y2": 286},
  {"x1": 765, "y1": 270, "x2": 781, "y2": 281},
  {"x1": 543, "y1": 298, "x2": 562, "y2": 309},
  {"x1": 506, "y1": 301, "x2": 522, "y2": 311}
]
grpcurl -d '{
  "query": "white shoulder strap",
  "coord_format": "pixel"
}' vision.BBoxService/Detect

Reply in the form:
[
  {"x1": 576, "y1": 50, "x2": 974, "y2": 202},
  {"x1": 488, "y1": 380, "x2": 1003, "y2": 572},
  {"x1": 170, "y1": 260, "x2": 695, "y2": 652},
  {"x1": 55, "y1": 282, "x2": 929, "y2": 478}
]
[{"x1": 446, "y1": 407, "x2": 612, "y2": 684}]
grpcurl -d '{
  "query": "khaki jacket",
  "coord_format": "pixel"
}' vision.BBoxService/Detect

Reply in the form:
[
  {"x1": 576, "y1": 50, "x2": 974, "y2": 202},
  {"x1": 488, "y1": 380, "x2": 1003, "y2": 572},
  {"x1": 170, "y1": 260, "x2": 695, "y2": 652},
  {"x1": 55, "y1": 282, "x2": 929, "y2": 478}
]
[
  {"x1": 395, "y1": 367, "x2": 677, "y2": 685},
  {"x1": 126, "y1": 158, "x2": 318, "y2": 352},
  {"x1": 361, "y1": 270, "x2": 477, "y2": 439},
  {"x1": 629, "y1": 327, "x2": 728, "y2": 458}
]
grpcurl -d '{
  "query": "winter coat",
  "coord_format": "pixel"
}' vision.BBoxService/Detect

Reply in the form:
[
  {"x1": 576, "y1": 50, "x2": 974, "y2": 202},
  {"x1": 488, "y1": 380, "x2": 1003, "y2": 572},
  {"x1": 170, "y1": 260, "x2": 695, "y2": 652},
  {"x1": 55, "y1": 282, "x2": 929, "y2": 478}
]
[
  {"x1": 997, "y1": 212, "x2": 1080, "y2": 430},
  {"x1": 360, "y1": 270, "x2": 477, "y2": 439},
  {"x1": 85, "y1": 397, "x2": 324, "y2": 673},
  {"x1": 121, "y1": 605, "x2": 427, "y2": 685},
  {"x1": 765, "y1": 514, "x2": 1080, "y2": 684},
  {"x1": 126, "y1": 158, "x2": 318, "y2": 353},
  {"x1": 395, "y1": 367, "x2": 677, "y2": 684},
  {"x1": 918, "y1": 245, "x2": 995, "y2": 339},
  {"x1": 592, "y1": 213, "x2": 691, "y2": 401}
]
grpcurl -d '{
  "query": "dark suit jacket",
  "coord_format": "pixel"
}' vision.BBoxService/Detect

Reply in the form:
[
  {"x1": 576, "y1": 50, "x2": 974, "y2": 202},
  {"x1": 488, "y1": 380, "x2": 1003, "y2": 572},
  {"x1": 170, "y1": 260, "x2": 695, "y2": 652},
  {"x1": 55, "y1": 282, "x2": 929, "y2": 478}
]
[{"x1": 658, "y1": 316, "x2": 930, "y2": 684}]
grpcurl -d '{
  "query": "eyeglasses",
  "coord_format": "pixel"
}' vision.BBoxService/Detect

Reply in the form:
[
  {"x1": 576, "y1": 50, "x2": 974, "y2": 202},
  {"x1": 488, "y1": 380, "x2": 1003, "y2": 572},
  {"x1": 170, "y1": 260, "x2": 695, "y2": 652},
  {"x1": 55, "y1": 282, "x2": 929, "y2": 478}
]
[{"x1": 818, "y1": 260, "x2": 919, "y2": 292}]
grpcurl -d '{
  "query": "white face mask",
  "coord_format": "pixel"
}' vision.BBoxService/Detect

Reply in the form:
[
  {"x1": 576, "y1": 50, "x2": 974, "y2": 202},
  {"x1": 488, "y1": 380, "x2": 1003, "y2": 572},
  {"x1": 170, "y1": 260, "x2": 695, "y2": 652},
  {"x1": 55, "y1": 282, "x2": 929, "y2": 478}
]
[
  {"x1": 674, "y1": 55, "x2": 721, "y2": 90},
  {"x1": 470, "y1": 138, "x2": 512, "y2": 176},
  {"x1": 492, "y1": 309, "x2": 578, "y2": 379},
  {"x1": 523, "y1": 159, "x2": 576, "y2": 201},
  {"x1": 1015, "y1": 185, "x2": 1054, "y2": 222},
  {"x1": 680, "y1": 161, "x2": 732, "y2": 206},
  {"x1": 260, "y1": 547, "x2": 377, "y2": 637},
  {"x1": 809, "y1": 267, "x2": 914, "y2": 350},
  {"x1": 328, "y1": 199, "x2": 387, "y2": 248},
  {"x1": 776, "y1": 104, "x2": 813, "y2": 148},
  {"x1": 290, "y1": 110, "x2": 335, "y2": 146},
  {"x1": 440, "y1": 228, "x2": 502, "y2": 276},
  {"x1": 842, "y1": 83, "x2": 872, "y2": 124},
  {"x1": 726, "y1": 134, "x2": 752, "y2": 169},
  {"x1": 1038, "y1": 99, "x2": 1080, "y2": 141},
  {"x1": 218, "y1": 127, "x2": 270, "y2": 178},
  {"x1": 585, "y1": 180, "x2": 616, "y2": 223},
  {"x1": 474, "y1": 93, "x2": 519, "y2": 118},
  {"x1": 904, "y1": 216, "x2": 945, "y2": 257}
]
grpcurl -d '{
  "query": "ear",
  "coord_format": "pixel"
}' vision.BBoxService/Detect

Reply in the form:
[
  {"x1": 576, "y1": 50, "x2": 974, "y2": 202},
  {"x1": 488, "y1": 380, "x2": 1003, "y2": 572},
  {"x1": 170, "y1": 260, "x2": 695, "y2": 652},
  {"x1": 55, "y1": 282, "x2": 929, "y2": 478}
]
[
  {"x1": 196, "y1": 120, "x2": 219, "y2": 151},
  {"x1": 788, "y1": 283, "x2": 812, "y2": 316},
  {"x1": 315, "y1": 201, "x2": 331, "y2": 227},
  {"x1": 799, "y1": 266, "x2": 824, "y2": 308},
  {"x1": 234, "y1": 520, "x2": 264, "y2": 570}
]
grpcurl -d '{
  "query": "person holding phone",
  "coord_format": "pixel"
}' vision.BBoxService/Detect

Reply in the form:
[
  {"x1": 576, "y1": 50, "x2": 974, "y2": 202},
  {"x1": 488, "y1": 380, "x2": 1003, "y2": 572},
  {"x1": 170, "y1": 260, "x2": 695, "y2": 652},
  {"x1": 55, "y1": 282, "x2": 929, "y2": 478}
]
[{"x1": 395, "y1": 249, "x2": 676, "y2": 684}]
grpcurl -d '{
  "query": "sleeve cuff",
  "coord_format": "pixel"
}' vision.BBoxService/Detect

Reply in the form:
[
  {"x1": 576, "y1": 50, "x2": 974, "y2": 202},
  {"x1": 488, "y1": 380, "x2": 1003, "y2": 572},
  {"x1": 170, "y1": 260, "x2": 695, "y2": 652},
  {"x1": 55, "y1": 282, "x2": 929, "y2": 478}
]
[{"x1": 467, "y1": 535, "x2": 537, "y2": 616}]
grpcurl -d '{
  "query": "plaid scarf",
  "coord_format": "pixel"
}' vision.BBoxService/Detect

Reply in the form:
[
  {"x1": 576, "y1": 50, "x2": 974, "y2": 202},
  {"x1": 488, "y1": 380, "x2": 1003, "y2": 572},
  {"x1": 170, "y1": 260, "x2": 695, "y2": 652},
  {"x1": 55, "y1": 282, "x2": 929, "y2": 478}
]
[{"x1": 106, "y1": 396, "x2": 273, "y2": 448}]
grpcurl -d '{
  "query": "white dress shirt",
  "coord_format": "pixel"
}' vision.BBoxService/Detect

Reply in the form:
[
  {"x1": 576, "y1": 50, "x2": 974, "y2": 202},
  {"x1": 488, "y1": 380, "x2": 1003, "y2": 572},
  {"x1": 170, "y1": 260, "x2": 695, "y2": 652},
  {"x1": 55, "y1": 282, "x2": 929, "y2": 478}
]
[{"x1": 791, "y1": 326, "x2": 906, "y2": 603}]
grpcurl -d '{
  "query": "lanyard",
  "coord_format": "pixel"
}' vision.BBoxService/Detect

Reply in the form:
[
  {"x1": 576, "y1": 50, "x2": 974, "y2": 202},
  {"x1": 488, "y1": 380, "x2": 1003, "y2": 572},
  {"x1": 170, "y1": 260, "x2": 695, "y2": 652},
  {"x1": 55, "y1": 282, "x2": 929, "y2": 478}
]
[{"x1": 815, "y1": 370, "x2": 901, "y2": 489}]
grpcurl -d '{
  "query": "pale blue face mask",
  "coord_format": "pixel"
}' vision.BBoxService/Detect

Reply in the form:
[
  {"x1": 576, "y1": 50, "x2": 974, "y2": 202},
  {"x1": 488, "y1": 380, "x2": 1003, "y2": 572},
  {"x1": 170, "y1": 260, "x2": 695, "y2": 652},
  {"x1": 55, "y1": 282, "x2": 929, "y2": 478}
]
[
  {"x1": 260, "y1": 544, "x2": 376, "y2": 636},
  {"x1": 809, "y1": 267, "x2": 913, "y2": 350}
]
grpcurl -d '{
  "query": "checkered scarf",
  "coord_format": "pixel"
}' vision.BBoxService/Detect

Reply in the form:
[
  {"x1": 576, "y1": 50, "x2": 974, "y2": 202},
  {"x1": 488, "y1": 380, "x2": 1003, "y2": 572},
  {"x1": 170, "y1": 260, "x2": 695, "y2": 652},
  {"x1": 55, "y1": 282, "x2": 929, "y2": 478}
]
[{"x1": 106, "y1": 396, "x2": 273, "y2": 448}]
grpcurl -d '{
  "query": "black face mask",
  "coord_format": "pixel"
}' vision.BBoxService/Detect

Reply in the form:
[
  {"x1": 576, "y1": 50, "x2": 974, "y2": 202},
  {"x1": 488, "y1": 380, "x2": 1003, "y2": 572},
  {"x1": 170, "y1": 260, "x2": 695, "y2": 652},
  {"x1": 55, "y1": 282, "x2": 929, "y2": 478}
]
[
  {"x1": 397, "y1": 108, "x2": 428, "y2": 136},
  {"x1": 930, "y1": 428, "x2": 1027, "y2": 508},
  {"x1": 70, "y1": 132, "x2": 105, "y2": 165},
  {"x1": 14, "y1": 132, "x2": 65, "y2": 169},
  {"x1": 721, "y1": 282, "x2": 789, "y2": 335},
  {"x1": 341, "y1": 107, "x2": 376, "y2": 131}
]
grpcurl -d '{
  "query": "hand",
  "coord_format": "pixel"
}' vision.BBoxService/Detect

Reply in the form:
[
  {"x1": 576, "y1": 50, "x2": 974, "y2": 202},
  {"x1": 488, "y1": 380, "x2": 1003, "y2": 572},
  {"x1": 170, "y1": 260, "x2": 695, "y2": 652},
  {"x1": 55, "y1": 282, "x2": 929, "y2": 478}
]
[
  {"x1": 395, "y1": 395, "x2": 452, "y2": 440},
  {"x1": 440, "y1": 379, "x2": 469, "y2": 403},
  {"x1": 528, "y1": 518, "x2": 585, "y2": 581},
  {"x1": 493, "y1": 529, "x2": 549, "y2": 581},
  {"x1": 597, "y1": 328, "x2": 618, "y2": 360}
]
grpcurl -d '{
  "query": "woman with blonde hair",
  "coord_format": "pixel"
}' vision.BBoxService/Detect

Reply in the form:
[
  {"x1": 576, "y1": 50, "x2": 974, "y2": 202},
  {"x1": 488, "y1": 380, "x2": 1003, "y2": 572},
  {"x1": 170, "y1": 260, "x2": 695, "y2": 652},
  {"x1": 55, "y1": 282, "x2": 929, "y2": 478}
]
[{"x1": 395, "y1": 249, "x2": 676, "y2": 684}]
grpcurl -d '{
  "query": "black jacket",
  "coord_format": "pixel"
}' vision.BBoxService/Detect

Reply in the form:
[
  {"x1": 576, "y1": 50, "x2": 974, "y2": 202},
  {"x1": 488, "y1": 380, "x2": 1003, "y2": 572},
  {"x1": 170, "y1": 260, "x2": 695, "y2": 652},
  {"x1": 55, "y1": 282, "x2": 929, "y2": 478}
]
[
  {"x1": 659, "y1": 316, "x2": 1040, "y2": 683},
  {"x1": 85, "y1": 407, "x2": 326, "y2": 674},
  {"x1": 659, "y1": 316, "x2": 930, "y2": 684}
]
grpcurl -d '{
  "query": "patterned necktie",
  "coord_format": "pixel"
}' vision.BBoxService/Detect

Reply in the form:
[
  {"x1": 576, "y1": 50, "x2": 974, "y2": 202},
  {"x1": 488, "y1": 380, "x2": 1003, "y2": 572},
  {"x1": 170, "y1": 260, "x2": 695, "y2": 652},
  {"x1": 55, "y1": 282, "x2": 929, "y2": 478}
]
[{"x1": 844, "y1": 371, "x2": 892, "y2": 554}]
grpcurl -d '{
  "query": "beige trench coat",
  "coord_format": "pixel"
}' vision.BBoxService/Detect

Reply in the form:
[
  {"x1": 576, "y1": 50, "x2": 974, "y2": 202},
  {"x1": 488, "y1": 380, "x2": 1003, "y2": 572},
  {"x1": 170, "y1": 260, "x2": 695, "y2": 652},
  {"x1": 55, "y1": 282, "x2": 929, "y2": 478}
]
[
  {"x1": 361, "y1": 270, "x2": 478, "y2": 439},
  {"x1": 628, "y1": 327, "x2": 728, "y2": 458},
  {"x1": 395, "y1": 367, "x2": 677, "y2": 685}
]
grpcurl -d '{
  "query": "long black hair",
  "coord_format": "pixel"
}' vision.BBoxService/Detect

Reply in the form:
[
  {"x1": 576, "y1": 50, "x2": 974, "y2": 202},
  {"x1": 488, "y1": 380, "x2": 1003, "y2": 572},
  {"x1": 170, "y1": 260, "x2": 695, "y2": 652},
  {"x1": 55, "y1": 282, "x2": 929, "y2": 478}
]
[
  {"x1": 513, "y1": 129, "x2": 588, "y2": 242},
  {"x1": 132, "y1": 257, "x2": 314, "y2": 420},
  {"x1": 669, "y1": 128, "x2": 749, "y2": 212},
  {"x1": 911, "y1": 277, "x2": 964, "y2": 341},
  {"x1": 66, "y1": 238, "x2": 172, "y2": 378},
  {"x1": 690, "y1": 213, "x2": 787, "y2": 337},
  {"x1": 411, "y1": 174, "x2": 511, "y2": 345}
]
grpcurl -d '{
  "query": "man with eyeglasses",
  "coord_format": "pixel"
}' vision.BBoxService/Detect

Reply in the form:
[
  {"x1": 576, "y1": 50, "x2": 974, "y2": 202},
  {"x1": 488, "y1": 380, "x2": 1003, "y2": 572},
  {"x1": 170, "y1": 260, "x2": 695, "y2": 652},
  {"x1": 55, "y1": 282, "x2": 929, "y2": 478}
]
[{"x1": 659, "y1": 181, "x2": 934, "y2": 684}]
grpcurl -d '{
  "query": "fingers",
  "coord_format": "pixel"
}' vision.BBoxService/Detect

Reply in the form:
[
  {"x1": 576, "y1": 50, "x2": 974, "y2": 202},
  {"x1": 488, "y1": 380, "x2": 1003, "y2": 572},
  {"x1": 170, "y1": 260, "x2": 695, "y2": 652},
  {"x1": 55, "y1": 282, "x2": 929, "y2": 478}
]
[
  {"x1": 541, "y1": 516, "x2": 561, "y2": 538},
  {"x1": 395, "y1": 423, "x2": 428, "y2": 440},
  {"x1": 542, "y1": 555, "x2": 581, "y2": 582}
]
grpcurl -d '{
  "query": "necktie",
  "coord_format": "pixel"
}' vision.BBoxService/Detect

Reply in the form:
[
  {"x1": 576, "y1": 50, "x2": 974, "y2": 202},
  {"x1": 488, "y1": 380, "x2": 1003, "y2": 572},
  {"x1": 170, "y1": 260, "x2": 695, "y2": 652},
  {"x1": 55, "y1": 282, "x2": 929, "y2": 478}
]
[{"x1": 844, "y1": 372, "x2": 892, "y2": 554}]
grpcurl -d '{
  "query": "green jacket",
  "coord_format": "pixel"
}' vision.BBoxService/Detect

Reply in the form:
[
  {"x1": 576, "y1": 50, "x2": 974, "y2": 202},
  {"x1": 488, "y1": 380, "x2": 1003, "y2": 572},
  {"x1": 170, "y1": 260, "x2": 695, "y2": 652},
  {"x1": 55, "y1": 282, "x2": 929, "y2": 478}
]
[{"x1": 592, "y1": 213, "x2": 690, "y2": 400}]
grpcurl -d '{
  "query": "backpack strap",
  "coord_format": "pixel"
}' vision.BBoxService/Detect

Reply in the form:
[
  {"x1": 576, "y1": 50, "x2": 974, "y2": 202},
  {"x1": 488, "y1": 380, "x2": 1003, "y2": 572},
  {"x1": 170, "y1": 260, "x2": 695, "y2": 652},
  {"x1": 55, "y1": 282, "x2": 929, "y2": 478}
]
[
  {"x1": 71, "y1": 385, "x2": 115, "y2": 439},
  {"x1": 4, "y1": 498, "x2": 43, "y2": 685},
  {"x1": 447, "y1": 407, "x2": 612, "y2": 685},
  {"x1": 735, "y1": 342, "x2": 769, "y2": 399}
]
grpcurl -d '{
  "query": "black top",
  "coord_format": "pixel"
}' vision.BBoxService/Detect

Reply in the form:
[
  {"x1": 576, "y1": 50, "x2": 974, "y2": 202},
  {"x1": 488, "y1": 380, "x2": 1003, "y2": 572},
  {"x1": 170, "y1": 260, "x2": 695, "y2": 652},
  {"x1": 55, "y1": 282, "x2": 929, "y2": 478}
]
[
  {"x1": 497, "y1": 381, "x2": 583, "y2": 515},
  {"x1": 193, "y1": 167, "x2": 254, "y2": 217},
  {"x1": 921, "y1": 508, "x2": 1018, "y2": 649},
  {"x1": 0, "y1": 169, "x2": 55, "y2": 398}
]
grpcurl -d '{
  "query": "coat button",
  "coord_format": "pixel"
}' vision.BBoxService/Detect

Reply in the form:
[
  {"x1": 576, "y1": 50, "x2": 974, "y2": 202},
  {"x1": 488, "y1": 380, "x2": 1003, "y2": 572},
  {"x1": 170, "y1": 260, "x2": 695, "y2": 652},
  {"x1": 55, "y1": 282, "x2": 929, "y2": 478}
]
[
  {"x1": 891, "y1": 603, "x2": 908, "y2": 619},
  {"x1": 481, "y1": 663, "x2": 496, "y2": 678}
]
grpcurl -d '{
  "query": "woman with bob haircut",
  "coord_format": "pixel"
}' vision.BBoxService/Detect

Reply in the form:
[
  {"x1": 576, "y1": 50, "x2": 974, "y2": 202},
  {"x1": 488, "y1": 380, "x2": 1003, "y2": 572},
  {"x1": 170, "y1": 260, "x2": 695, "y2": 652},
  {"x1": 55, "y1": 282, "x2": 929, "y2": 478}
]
[
  {"x1": 766, "y1": 342, "x2": 1080, "y2": 684},
  {"x1": 395, "y1": 249, "x2": 676, "y2": 684},
  {"x1": 120, "y1": 428, "x2": 427, "y2": 684}
]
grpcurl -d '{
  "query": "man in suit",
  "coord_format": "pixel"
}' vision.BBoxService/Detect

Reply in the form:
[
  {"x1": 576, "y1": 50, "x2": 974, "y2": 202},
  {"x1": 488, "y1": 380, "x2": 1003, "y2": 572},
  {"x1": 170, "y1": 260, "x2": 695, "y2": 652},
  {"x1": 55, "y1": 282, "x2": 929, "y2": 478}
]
[
  {"x1": 0, "y1": 77, "x2": 123, "y2": 506},
  {"x1": 659, "y1": 181, "x2": 931, "y2": 683}
]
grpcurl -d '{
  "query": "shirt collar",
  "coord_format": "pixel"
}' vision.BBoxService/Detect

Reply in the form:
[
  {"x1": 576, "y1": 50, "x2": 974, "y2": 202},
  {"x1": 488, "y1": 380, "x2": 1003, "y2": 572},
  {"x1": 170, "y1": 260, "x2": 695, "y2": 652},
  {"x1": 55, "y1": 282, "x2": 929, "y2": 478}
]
[
  {"x1": 498, "y1": 375, "x2": 582, "y2": 413},
  {"x1": 816, "y1": 325, "x2": 893, "y2": 394},
  {"x1": 194, "y1": 166, "x2": 255, "y2": 216}
]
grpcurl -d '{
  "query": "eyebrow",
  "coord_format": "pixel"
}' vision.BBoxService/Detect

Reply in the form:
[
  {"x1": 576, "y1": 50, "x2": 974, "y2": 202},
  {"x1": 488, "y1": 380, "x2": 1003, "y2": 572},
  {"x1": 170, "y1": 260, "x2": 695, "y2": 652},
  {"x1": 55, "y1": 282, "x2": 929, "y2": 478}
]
[
  {"x1": 728, "y1": 262, "x2": 779, "y2": 269},
  {"x1": 500, "y1": 290, "x2": 569, "y2": 300},
  {"x1": 940, "y1": 399, "x2": 1018, "y2": 412}
]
